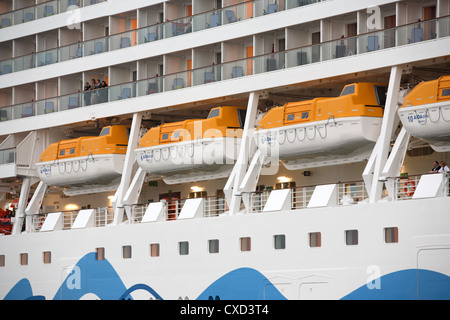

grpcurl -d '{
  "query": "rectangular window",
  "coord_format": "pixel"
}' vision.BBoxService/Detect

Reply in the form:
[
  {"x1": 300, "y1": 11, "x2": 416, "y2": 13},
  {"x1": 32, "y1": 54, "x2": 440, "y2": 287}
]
[
  {"x1": 274, "y1": 234, "x2": 286, "y2": 250},
  {"x1": 209, "y1": 239, "x2": 219, "y2": 254},
  {"x1": 96, "y1": 247, "x2": 105, "y2": 260},
  {"x1": 150, "y1": 243, "x2": 160, "y2": 257},
  {"x1": 162, "y1": 133, "x2": 169, "y2": 140},
  {"x1": 43, "y1": 251, "x2": 51, "y2": 264},
  {"x1": 345, "y1": 230, "x2": 358, "y2": 245},
  {"x1": 122, "y1": 245, "x2": 132, "y2": 259},
  {"x1": 69, "y1": 148, "x2": 76, "y2": 154},
  {"x1": 442, "y1": 88, "x2": 450, "y2": 96},
  {"x1": 240, "y1": 237, "x2": 251, "y2": 252},
  {"x1": 301, "y1": 111, "x2": 309, "y2": 119},
  {"x1": 286, "y1": 114, "x2": 295, "y2": 121},
  {"x1": 384, "y1": 227, "x2": 399, "y2": 243},
  {"x1": 20, "y1": 253, "x2": 28, "y2": 266},
  {"x1": 0, "y1": 255, "x2": 4, "y2": 267},
  {"x1": 59, "y1": 150, "x2": 65, "y2": 156},
  {"x1": 309, "y1": 232, "x2": 322, "y2": 247},
  {"x1": 179, "y1": 241, "x2": 189, "y2": 255}
]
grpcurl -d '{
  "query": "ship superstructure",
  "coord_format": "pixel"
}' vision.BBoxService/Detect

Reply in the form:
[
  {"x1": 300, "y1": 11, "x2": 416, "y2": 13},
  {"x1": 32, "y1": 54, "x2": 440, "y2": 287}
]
[{"x1": 0, "y1": 0, "x2": 450, "y2": 300}]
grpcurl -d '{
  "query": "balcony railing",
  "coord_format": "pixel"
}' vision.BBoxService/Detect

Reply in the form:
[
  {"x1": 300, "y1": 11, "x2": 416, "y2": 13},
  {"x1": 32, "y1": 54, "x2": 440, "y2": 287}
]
[
  {"x1": 0, "y1": 0, "x2": 327, "y2": 75},
  {"x1": 1, "y1": 15, "x2": 449, "y2": 122},
  {"x1": 0, "y1": 0, "x2": 106, "y2": 30},
  {"x1": 26, "y1": 174, "x2": 449, "y2": 233}
]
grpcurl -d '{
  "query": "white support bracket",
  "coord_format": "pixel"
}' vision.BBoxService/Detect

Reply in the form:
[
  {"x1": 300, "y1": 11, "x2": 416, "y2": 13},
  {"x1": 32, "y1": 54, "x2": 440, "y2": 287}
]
[
  {"x1": 23, "y1": 180, "x2": 48, "y2": 233},
  {"x1": 11, "y1": 176, "x2": 39, "y2": 235},
  {"x1": 224, "y1": 91, "x2": 261, "y2": 215},
  {"x1": 112, "y1": 112, "x2": 142, "y2": 225},
  {"x1": 363, "y1": 65, "x2": 405, "y2": 203}
]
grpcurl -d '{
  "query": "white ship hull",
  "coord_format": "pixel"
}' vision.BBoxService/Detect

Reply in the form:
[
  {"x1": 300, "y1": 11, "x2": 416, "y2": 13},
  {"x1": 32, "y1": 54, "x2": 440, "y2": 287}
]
[
  {"x1": 1, "y1": 197, "x2": 449, "y2": 300},
  {"x1": 398, "y1": 101, "x2": 450, "y2": 152}
]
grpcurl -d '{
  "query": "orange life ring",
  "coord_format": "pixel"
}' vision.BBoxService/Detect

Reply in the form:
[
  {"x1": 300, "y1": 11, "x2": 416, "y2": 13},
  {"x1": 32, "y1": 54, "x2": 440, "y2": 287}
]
[{"x1": 404, "y1": 179, "x2": 416, "y2": 196}]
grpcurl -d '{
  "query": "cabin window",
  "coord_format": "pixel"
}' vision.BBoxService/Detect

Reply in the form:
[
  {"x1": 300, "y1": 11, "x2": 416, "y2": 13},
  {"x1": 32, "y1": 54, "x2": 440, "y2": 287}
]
[
  {"x1": 341, "y1": 85, "x2": 355, "y2": 96},
  {"x1": 345, "y1": 230, "x2": 358, "y2": 245},
  {"x1": 240, "y1": 237, "x2": 251, "y2": 252},
  {"x1": 20, "y1": 253, "x2": 28, "y2": 265},
  {"x1": 179, "y1": 241, "x2": 189, "y2": 255},
  {"x1": 209, "y1": 239, "x2": 219, "y2": 254},
  {"x1": 150, "y1": 244, "x2": 160, "y2": 257},
  {"x1": 122, "y1": 245, "x2": 132, "y2": 259},
  {"x1": 208, "y1": 108, "x2": 220, "y2": 118},
  {"x1": 99, "y1": 127, "x2": 110, "y2": 136},
  {"x1": 43, "y1": 251, "x2": 51, "y2": 264},
  {"x1": 274, "y1": 234, "x2": 286, "y2": 250},
  {"x1": 442, "y1": 88, "x2": 450, "y2": 96},
  {"x1": 309, "y1": 232, "x2": 322, "y2": 247},
  {"x1": 162, "y1": 133, "x2": 169, "y2": 140},
  {"x1": 301, "y1": 112, "x2": 309, "y2": 119},
  {"x1": 0, "y1": 255, "x2": 4, "y2": 267},
  {"x1": 96, "y1": 247, "x2": 105, "y2": 260},
  {"x1": 384, "y1": 227, "x2": 399, "y2": 243},
  {"x1": 286, "y1": 114, "x2": 295, "y2": 121},
  {"x1": 59, "y1": 150, "x2": 65, "y2": 156}
]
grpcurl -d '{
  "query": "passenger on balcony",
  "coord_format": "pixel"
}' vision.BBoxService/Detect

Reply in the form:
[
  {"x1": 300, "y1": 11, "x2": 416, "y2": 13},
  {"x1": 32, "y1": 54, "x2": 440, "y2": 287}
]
[
  {"x1": 84, "y1": 82, "x2": 91, "y2": 106},
  {"x1": 429, "y1": 160, "x2": 441, "y2": 173},
  {"x1": 439, "y1": 161, "x2": 449, "y2": 174}
]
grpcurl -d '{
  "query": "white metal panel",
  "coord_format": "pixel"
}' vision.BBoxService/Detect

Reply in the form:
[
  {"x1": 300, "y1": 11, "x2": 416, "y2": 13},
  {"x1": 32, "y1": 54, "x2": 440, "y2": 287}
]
[{"x1": 40, "y1": 212, "x2": 63, "y2": 232}]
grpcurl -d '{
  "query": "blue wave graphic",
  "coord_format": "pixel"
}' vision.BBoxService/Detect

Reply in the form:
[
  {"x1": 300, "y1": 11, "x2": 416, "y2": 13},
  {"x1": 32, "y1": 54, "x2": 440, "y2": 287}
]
[
  {"x1": 342, "y1": 269, "x2": 450, "y2": 300},
  {"x1": 3, "y1": 252, "x2": 450, "y2": 300}
]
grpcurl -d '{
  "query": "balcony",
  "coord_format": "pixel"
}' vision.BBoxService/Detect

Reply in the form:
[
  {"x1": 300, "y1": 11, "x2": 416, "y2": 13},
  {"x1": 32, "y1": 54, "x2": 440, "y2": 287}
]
[{"x1": 0, "y1": 15, "x2": 449, "y2": 123}]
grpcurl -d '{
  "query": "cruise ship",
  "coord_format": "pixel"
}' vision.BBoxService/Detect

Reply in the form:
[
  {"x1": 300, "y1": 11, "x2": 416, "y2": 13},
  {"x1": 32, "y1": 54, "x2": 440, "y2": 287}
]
[{"x1": 0, "y1": 0, "x2": 450, "y2": 301}]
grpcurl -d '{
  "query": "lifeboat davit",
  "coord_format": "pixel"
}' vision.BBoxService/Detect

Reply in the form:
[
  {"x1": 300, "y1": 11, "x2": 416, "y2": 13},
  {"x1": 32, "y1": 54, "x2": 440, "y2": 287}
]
[
  {"x1": 255, "y1": 83, "x2": 387, "y2": 169},
  {"x1": 398, "y1": 76, "x2": 450, "y2": 152},
  {"x1": 135, "y1": 106, "x2": 246, "y2": 184},
  {"x1": 36, "y1": 125, "x2": 129, "y2": 195}
]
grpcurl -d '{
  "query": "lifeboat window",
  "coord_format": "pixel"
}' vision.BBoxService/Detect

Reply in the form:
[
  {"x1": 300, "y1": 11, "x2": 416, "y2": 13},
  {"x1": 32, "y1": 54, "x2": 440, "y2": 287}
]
[
  {"x1": 99, "y1": 127, "x2": 110, "y2": 136},
  {"x1": 0, "y1": 255, "x2": 4, "y2": 267},
  {"x1": 286, "y1": 114, "x2": 295, "y2": 121},
  {"x1": 374, "y1": 85, "x2": 388, "y2": 105},
  {"x1": 59, "y1": 150, "x2": 65, "y2": 156},
  {"x1": 274, "y1": 234, "x2": 286, "y2": 250},
  {"x1": 301, "y1": 112, "x2": 309, "y2": 119},
  {"x1": 384, "y1": 227, "x2": 398, "y2": 243},
  {"x1": 238, "y1": 109, "x2": 247, "y2": 128},
  {"x1": 208, "y1": 108, "x2": 220, "y2": 118},
  {"x1": 179, "y1": 241, "x2": 189, "y2": 255},
  {"x1": 162, "y1": 133, "x2": 169, "y2": 140},
  {"x1": 442, "y1": 88, "x2": 450, "y2": 96},
  {"x1": 150, "y1": 243, "x2": 160, "y2": 257},
  {"x1": 70, "y1": 148, "x2": 75, "y2": 154},
  {"x1": 340, "y1": 85, "x2": 355, "y2": 96},
  {"x1": 209, "y1": 239, "x2": 219, "y2": 254},
  {"x1": 173, "y1": 131, "x2": 180, "y2": 139}
]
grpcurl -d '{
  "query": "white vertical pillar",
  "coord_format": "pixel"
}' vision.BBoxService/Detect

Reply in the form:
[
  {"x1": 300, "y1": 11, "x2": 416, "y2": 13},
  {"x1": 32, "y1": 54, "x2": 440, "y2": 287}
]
[
  {"x1": 226, "y1": 91, "x2": 260, "y2": 215},
  {"x1": 112, "y1": 112, "x2": 142, "y2": 225},
  {"x1": 367, "y1": 65, "x2": 404, "y2": 203}
]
